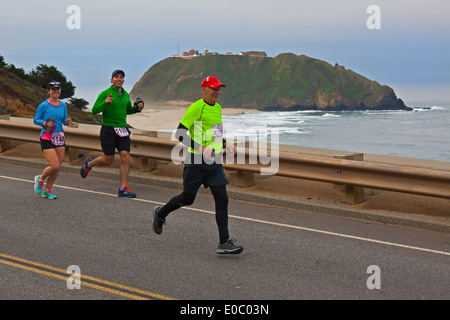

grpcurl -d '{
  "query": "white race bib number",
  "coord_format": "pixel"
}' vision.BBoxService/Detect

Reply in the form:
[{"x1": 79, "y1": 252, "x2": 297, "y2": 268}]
[
  {"x1": 51, "y1": 132, "x2": 65, "y2": 146},
  {"x1": 213, "y1": 124, "x2": 223, "y2": 143},
  {"x1": 114, "y1": 127, "x2": 129, "y2": 137}
]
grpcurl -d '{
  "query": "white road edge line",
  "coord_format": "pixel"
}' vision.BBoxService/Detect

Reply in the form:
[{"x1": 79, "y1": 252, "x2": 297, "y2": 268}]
[{"x1": 3, "y1": 175, "x2": 449, "y2": 256}]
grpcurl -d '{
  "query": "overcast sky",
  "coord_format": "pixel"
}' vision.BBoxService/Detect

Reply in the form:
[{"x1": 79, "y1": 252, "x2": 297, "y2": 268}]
[{"x1": 1, "y1": 0, "x2": 449, "y2": 106}]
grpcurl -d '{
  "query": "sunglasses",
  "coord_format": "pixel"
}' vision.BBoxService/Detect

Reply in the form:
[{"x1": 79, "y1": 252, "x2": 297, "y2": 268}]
[{"x1": 47, "y1": 81, "x2": 61, "y2": 89}]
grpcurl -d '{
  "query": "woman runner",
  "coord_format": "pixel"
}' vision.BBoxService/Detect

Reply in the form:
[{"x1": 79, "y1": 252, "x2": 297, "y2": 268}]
[{"x1": 33, "y1": 81, "x2": 72, "y2": 199}]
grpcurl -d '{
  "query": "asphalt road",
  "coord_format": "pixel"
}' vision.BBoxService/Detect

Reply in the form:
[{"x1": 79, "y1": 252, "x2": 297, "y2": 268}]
[{"x1": 0, "y1": 162, "x2": 449, "y2": 302}]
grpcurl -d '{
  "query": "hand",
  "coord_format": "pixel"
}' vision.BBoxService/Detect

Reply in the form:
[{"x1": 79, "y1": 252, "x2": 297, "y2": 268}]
[
  {"x1": 46, "y1": 119, "x2": 55, "y2": 128},
  {"x1": 106, "y1": 93, "x2": 113, "y2": 104},
  {"x1": 65, "y1": 117, "x2": 73, "y2": 125},
  {"x1": 199, "y1": 146, "x2": 215, "y2": 160},
  {"x1": 224, "y1": 144, "x2": 235, "y2": 155},
  {"x1": 137, "y1": 100, "x2": 145, "y2": 110}
]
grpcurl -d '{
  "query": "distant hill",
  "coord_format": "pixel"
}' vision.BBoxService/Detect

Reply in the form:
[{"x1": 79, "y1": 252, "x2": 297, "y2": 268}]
[
  {"x1": 131, "y1": 52, "x2": 411, "y2": 111},
  {"x1": 0, "y1": 68, "x2": 101, "y2": 124}
]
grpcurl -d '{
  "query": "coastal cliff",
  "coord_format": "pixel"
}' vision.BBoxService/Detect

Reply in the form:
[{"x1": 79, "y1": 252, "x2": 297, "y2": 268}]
[{"x1": 131, "y1": 52, "x2": 410, "y2": 111}]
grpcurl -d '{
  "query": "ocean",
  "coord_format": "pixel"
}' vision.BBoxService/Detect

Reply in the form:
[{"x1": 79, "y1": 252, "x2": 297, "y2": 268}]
[{"x1": 221, "y1": 102, "x2": 450, "y2": 162}]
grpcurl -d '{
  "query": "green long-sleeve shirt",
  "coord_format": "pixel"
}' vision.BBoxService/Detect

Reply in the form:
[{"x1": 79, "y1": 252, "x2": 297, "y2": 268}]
[{"x1": 92, "y1": 85, "x2": 136, "y2": 127}]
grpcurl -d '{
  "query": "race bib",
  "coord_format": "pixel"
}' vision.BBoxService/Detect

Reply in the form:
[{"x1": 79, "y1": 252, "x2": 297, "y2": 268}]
[
  {"x1": 213, "y1": 124, "x2": 223, "y2": 143},
  {"x1": 114, "y1": 127, "x2": 129, "y2": 137},
  {"x1": 51, "y1": 132, "x2": 65, "y2": 146}
]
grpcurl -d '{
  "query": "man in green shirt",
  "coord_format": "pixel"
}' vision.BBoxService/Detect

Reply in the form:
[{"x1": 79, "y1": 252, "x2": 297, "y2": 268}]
[
  {"x1": 80, "y1": 70, "x2": 144, "y2": 198},
  {"x1": 152, "y1": 76, "x2": 243, "y2": 254}
]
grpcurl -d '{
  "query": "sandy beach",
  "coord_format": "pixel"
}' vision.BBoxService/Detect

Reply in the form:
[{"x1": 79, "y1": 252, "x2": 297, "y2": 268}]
[{"x1": 126, "y1": 102, "x2": 258, "y2": 131}]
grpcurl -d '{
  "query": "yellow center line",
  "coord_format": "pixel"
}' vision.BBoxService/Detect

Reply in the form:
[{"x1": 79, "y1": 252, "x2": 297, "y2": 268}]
[{"x1": 0, "y1": 253, "x2": 176, "y2": 300}]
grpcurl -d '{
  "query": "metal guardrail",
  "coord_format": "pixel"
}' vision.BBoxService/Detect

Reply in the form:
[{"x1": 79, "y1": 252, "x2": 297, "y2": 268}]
[{"x1": 1, "y1": 119, "x2": 450, "y2": 203}]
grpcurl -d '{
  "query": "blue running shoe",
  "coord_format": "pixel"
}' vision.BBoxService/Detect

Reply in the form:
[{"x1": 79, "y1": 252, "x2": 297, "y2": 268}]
[
  {"x1": 80, "y1": 156, "x2": 92, "y2": 178},
  {"x1": 34, "y1": 175, "x2": 44, "y2": 194},
  {"x1": 118, "y1": 186, "x2": 136, "y2": 198},
  {"x1": 42, "y1": 188, "x2": 57, "y2": 200}
]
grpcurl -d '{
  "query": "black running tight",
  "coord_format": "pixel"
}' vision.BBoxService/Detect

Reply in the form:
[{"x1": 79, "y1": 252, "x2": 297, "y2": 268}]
[{"x1": 158, "y1": 185, "x2": 229, "y2": 243}]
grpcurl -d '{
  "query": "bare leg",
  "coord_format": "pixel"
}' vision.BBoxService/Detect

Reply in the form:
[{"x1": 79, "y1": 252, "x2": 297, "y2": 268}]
[
  {"x1": 88, "y1": 154, "x2": 115, "y2": 168},
  {"x1": 119, "y1": 150, "x2": 130, "y2": 189},
  {"x1": 41, "y1": 146, "x2": 65, "y2": 189}
]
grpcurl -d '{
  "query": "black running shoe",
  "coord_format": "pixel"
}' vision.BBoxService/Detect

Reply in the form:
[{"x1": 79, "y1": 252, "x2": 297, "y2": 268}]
[
  {"x1": 152, "y1": 206, "x2": 166, "y2": 234},
  {"x1": 216, "y1": 239, "x2": 244, "y2": 254}
]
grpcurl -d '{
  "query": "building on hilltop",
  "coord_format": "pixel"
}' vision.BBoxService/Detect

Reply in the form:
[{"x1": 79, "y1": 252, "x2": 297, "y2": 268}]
[
  {"x1": 174, "y1": 48, "x2": 268, "y2": 58},
  {"x1": 334, "y1": 62, "x2": 345, "y2": 70},
  {"x1": 182, "y1": 49, "x2": 199, "y2": 56},
  {"x1": 203, "y1": 47, "x2": 218, "y2": 55}
]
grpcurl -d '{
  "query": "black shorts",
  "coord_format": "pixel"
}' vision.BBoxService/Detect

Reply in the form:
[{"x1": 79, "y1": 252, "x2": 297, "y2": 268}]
[
  {"x1": 40, "y1": 138, "x2": 65, "y2": 151},
  {"x1": 100, "y1": 125, "x2": 131, "y2": 156},
  {"x1": 183, "y1": 163, "x2": 228, "y2": 195}
]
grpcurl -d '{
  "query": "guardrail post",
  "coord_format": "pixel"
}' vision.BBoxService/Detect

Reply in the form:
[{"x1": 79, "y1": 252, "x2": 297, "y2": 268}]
[
  {"x1": 234, "y1": 139, "x2": 256, "y2": 187},
  {"x1": 0, "y1": 115, "x2": 11, "y2": 152},
  {"x1": 130, "y1": 131, "x2": 160, "y2": 171},
  {"x1": 0, "y1": 138, "x2": 10, "y2": 152},
  {"x1": 135, "y1": 157, "x2": 159, "y2": 171},
  {"x1": 236, "y1": 171, "x2": 255, "y2": 187},
  {"x1": 64, "y1": 122, "x2": 80, "y2": 161},
  {"x1": 334, "y1": 153, "x2": 365, "y2": 204},
  {"x1": 64, "y1": 146, "x2": 80, "y2": 162}
]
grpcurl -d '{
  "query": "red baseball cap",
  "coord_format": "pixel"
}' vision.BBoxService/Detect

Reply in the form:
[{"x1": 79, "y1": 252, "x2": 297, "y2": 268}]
[{"x1": 201, "y1": 76, "x2": 226, "y2": 88}]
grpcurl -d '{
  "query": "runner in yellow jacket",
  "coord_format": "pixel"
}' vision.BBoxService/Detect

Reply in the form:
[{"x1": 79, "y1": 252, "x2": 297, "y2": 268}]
[{"x1": 152, "y1": 76, "x2": 244, "y2": 255}]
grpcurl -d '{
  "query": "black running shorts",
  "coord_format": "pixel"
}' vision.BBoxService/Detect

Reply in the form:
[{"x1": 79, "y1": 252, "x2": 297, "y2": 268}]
[
  {"x1": 40, "y1": 138, "x2": 65, "y2": 150},
  {"x1": 182, "y1": 163, "x2": 228, "y2": 195},
  {"x1": 100, "y1": 125, "x2": 131, "y2": 156}
]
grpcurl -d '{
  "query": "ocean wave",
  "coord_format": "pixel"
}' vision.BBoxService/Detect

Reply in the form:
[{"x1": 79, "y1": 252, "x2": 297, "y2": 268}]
[
  {"x1": 412, "y1": 106, "x2": 445, "y2": 111},
  {"x1": 322, "y1": 113, "x2": 342, "y2": 118}
]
